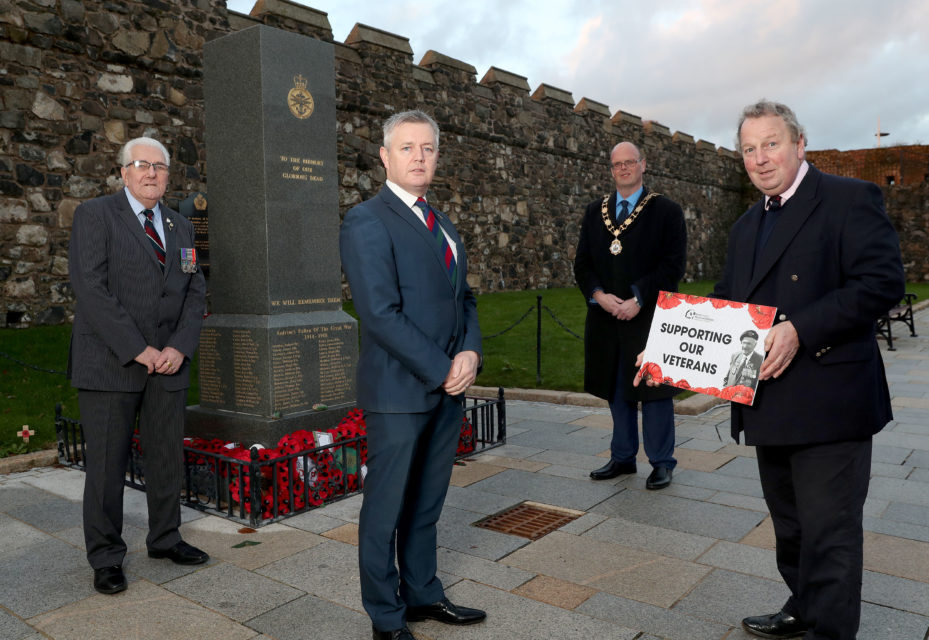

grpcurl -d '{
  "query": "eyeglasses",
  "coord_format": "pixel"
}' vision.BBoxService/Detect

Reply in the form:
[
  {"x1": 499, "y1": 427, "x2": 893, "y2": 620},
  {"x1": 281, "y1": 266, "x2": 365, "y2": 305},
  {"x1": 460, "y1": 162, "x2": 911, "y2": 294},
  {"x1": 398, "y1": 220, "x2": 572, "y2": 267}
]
[
  {"x1": 611, "y1": 159, "x2": 640, "y2": 171},
  {"x1": 124, "y1": 160, "x2": 169, "y2": 173}
]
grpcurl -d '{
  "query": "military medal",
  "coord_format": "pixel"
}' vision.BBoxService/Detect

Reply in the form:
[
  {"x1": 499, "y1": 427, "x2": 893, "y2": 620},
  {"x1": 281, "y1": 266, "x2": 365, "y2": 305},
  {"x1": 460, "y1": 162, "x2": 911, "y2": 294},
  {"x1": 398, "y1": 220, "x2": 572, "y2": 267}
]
[
  {"x1": 180, "y1": 247, "x2": 198, "y2": 273},
  {"x1": 599, "y1": 191, "x2": 661, "y2": 256}
]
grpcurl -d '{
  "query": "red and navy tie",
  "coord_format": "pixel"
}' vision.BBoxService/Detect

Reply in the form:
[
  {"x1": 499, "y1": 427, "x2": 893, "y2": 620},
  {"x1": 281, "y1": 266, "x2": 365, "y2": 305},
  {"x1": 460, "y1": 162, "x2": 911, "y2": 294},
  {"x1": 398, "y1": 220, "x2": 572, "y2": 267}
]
[
  {"x1": 415, "y1": 197, "x2": 457, "y2": 283},
  {"x1": 142, "y1": 208, "x2": 166, "y2": 269}
]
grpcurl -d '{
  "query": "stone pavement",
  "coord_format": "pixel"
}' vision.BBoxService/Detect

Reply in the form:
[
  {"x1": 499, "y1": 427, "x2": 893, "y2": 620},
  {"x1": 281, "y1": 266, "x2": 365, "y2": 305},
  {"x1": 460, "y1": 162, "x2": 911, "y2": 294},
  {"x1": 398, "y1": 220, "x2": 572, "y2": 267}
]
[{"x1": 2, "y1": 308, "x2": 928, "y2": 640}]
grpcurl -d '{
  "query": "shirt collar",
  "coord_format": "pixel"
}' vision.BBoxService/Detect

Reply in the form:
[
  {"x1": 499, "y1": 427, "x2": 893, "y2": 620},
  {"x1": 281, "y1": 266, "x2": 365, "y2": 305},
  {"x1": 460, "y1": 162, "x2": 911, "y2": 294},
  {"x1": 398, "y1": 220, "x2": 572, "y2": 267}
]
[
  {"x1": 765, "y1": 160, "x2": 809, "y2": 208},
  {"x1": 386, "y1": 180, "x2": 425, "y2": 211},
  {"x1": 616, "y1": 185, "x2": 644, "y2": 213},
  {"x1": 124, "y1": 187, "x2": 161, "y2": 219}
]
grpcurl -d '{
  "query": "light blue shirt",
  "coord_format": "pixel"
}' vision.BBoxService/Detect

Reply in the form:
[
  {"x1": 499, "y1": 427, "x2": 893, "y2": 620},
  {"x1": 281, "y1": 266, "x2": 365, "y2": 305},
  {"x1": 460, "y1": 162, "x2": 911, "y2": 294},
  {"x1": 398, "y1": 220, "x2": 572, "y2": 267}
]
[
  {"x1": 124, "y1": 187, "x2": 165, "y2": 244},
  {"x1": 615, "y1": 185, "x2": 644, "y2": 219}
]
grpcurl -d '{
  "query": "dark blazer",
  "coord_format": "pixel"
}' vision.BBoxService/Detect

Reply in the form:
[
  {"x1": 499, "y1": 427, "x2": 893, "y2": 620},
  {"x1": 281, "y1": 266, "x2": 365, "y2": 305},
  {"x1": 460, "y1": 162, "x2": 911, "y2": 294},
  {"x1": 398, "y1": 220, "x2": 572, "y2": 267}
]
[
  {"x1": 339, "y1": 186, "x2": 482, "y2": 413},
  {"x1": 713, "y1": 166, "x2": 904, "y2": 445},
  {"x1": 574, "y1": 187, "x2": 687, "y2": 401},
  {"x1": 68, "y1": 189, "x2": 205, "y2": 392}
]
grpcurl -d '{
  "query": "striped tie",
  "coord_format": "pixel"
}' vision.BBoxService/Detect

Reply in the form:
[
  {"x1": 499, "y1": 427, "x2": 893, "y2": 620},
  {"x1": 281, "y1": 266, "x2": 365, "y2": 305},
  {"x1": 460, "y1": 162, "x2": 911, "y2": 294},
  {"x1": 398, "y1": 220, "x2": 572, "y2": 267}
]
[
  {"x1": 414, "y1": 197, "x2": 457, "y2": 283},
  {"x1": 142, "y1": 208, "x2": 166, "y2": 268}
]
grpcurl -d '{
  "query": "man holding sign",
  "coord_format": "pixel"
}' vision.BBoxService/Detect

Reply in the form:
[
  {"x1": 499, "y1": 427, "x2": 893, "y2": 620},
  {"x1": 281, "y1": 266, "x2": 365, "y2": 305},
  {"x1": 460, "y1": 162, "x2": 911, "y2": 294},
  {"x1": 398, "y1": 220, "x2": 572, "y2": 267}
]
[
  {"x1": 575, "y1": 141, "x2": 687, "y2": 490},
  {"x1": 641, "y1": 101, "x2": 903, "y2": 639}
]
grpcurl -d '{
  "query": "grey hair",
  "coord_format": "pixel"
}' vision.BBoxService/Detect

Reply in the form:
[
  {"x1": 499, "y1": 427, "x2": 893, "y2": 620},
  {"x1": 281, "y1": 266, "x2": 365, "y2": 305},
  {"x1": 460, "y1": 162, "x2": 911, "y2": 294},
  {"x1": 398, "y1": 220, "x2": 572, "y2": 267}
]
[
  {"x1": 382, "y1": 110, "x2": 440, "y2": 149},
  {"x1": 118, "y1": 137, "x2": 171, "y2": 167},
  {"x1": 736, "y1": 100, "x2": 807, "y2": 148}
]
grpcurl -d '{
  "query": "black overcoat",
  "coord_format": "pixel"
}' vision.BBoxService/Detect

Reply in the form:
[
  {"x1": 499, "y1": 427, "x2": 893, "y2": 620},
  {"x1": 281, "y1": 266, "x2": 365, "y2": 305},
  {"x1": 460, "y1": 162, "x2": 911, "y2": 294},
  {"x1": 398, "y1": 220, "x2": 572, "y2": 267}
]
[
  {"x1": 712, "y1": 166, "x2": 904, "y2": 445},
  {"x1": 574, "y1": 187, "x2": 687, "y2": 401}
]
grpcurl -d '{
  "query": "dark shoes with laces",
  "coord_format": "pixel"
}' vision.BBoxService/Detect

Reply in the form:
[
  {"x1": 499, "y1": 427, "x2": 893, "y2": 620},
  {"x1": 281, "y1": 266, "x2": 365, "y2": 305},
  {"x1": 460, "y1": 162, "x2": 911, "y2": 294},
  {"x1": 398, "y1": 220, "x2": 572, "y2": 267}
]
[{"x1": 742, "y1": 610, "x2": 810, "y2": 638}]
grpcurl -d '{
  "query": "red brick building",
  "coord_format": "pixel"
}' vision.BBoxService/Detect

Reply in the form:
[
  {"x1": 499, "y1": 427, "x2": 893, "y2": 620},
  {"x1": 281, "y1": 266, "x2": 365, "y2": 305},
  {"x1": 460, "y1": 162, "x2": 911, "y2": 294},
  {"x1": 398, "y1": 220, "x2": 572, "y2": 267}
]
[{"x1": 807, "y1": 145, "x2": 929, "y2": 186}]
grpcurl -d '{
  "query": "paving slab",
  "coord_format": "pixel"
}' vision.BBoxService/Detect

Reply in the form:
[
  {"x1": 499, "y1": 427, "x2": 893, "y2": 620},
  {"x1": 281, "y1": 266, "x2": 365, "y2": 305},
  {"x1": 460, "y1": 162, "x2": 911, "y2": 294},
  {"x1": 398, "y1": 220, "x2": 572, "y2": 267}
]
[
  {"x1": 437, "y1": 505, "x2": 530, "y2": 561},
  {"x1": 697, "y1": 540, "x2": 782, "y2": 580},
  {"x1": 0, "y1": 537, "x2": 96, "y2": 618},
  {"x1": 864, "y1": 531, "x2": 929, "y2": 582},
  {"x1": 257, "y1": 538, "x2": 363, "y2": 612},
  {"x1": 511, "y1": 574, "x2": 597, "y2": 609},
  {"x1": 0, "y1": 609, "x2": 38, "y2": 640},
  {"x1": 418, "y1": 579, "x2": 640, "y2": 640},
  {"x1": 862, "y1": 569, "x2": 929, "y2": 617},
  {"x1": 177, "y1": 515, "x2": 325, "y2": 571},
  {"x1": 449, "y1": 459, "x2": 506, "y2": 486},
  {"x1": 28, "y1": 579, "x2": 257, "y2": 640},
  {"x1": 882, "y1": 501, "x2": 929, "y2": 527},
  {"x1": 591, "y1": 487, "x2": 765, "y2": 541},
  {"x1": 576, "y1": 591, "x2": 733, "y2": 640},
  {"x1": 443, "y1": 484, "x2": 522, "y2": 516},
  {"x1": 672, "y1": 568, "x2": 792, "y2": 628},
  {"x1": 503, "y1": 531, "x2": 711, "y2": 608},
  {"x1": 584, "y1": 515, "x2": 717, "y2": 561},
  {"x1": 436, "y1": 546, "x2": 534, "y2": 591},
  {"x1": 247, "y1": 593, "x2": 370, "y2": 640},
  {"x1": 165, "y1": 562, "x2": 304, "y2": 621},
  {"x1": 469, "y1": 468, "x2": 621, "y2": 511},
  {"x1": 857, "y1": 601, "x2": 929, "y2": 640}
]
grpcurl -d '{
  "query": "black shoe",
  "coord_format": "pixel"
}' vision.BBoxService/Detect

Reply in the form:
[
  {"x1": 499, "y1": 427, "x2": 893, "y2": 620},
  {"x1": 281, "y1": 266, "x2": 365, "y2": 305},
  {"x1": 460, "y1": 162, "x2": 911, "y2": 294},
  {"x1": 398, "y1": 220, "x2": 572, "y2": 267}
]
[
  {"x1": 742, "y1": 611, "x2": 809, "y2": 638},
  {"x1": 372, "y1": 626, "x2": 414, "y2": 640},
  {"x1": 93, "y1": 565, "x2": 127, "y2": 594},
  {"x1": 407, "y1": 598, "x2": 486, "y2": 625},
  {"x1": 590, "y1": 460, "x2": 637, "y2": 480},
  {"x1": 646, "y1": 466, "x2": 672, "y2": 490},
  {"x1": 147, "y1": 540, "x2": 209, "y2": 565}
]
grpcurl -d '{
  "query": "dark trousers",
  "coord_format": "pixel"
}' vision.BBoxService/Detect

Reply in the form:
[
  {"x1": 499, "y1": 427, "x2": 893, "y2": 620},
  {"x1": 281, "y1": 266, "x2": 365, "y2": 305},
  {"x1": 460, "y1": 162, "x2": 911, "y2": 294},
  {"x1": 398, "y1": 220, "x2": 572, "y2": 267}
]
[
  {"x1": 358, "y1": 396, "x2": 462, "y2": 631},
  {"x1": 756, "y1": 438, "x2": 872, "y2": 640},
  {"x1": 608, "y1": 360, "x2": 676, "y2": 469},
  {"x1": 79, "y1": 380, "x2": 185, "y2": 569}
]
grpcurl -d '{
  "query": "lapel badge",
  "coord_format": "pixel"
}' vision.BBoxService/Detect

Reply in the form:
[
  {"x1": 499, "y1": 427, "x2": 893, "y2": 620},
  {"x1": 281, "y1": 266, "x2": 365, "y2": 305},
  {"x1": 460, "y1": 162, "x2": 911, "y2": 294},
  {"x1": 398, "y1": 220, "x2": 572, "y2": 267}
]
[
  {"x1": 180, "y1": 247, "x2": 198, "y2": 273},
  {"x1": 165, "y1": 216, "x2": 175, "y2": 231}
]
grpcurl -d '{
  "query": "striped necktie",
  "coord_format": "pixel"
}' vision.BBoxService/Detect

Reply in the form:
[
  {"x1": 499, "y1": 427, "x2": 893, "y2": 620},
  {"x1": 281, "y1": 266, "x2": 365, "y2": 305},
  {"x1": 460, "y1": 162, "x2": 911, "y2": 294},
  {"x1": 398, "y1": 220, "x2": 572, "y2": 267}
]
[
  {"x1": 617, "y1": 200, "x2": 630, "y2": 221},
  {"x1": 414, "y1": 197, "x2": 457, "y2": 283},
  {"x1": 142, "y1": 208, "x2": 166, "y2": 268}
]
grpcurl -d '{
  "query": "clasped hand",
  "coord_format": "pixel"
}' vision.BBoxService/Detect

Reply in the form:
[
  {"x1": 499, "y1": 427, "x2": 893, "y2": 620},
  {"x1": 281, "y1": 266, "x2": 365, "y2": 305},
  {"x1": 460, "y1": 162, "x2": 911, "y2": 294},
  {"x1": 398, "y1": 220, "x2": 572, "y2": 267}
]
[
  {"x1": 134, "y1": 345, "x2": 185, "y2": 375},
  {"x1": 443, "y1": 350, "x2": 480, "y2": 396}
]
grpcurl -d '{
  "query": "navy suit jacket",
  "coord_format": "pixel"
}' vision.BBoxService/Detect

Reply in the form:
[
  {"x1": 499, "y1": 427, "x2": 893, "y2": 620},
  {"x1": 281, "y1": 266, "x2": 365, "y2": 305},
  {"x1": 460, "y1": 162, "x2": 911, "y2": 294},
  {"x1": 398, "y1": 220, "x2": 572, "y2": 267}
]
[
  {"x1": 713, "y1": 165, "x2": 904, "y2": 445},
  {"x1": 68, "y1": 190, "x2": 205, "y2": 393},
  {"x1": 339, "y1": 186, "x2": 482, "y2": 414}
]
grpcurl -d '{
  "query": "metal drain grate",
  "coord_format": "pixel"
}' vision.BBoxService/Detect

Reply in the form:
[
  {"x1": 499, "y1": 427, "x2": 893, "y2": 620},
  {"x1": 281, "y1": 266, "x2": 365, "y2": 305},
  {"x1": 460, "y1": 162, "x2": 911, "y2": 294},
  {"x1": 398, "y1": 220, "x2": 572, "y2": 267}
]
[{"x1": 473, "y1": 501, "x2": 583, "y2": 540}]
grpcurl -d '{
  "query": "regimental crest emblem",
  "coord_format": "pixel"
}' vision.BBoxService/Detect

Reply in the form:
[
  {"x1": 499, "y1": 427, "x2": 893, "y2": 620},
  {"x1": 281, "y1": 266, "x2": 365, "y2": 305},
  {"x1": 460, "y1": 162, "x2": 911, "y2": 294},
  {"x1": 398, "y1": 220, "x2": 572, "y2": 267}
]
[
  {"x1": 194, "y1": 193, "x2": 207, "y2": 211},
  {"x1": 287, "y1": 74, "x2": 314, "y2": 120}
]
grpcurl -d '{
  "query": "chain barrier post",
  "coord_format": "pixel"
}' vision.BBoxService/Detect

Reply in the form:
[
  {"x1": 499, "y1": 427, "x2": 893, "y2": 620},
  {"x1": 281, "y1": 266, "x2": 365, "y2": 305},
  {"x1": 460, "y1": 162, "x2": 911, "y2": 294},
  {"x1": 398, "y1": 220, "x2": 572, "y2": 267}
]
[{"x1": 536, "y1": 295, "x2": 542, "y2": 385}]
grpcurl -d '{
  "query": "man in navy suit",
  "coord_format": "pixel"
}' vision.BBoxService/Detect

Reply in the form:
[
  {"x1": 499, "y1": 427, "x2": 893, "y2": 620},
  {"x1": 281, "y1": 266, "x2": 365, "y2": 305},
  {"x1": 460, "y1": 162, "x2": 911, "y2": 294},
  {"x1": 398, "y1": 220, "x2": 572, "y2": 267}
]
[
  {"x1": 340, "y1": 110, "x2": 485, "y2": 640},
  {"x1": 712, "y1": 102, "x2": 903, "y2": 639},
  {"x1": 69, "y1": 137, "x2": 209, "y2": 595}
]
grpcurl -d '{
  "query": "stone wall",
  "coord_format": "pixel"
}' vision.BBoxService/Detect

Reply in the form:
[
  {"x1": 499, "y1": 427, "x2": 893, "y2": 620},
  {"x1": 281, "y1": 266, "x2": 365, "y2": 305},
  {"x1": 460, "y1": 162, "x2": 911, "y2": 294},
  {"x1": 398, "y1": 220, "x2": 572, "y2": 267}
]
[{"x1": 5, "y1": 0, "x2": 922, "y2": 328}]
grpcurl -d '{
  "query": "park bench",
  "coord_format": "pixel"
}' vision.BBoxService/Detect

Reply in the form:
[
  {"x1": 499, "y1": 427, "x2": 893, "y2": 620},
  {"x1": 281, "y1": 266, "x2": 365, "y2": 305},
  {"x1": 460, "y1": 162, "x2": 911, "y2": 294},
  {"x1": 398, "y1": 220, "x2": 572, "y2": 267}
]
[{"x1": 875, "y1": 293, "x2": 918, "y2": 351}]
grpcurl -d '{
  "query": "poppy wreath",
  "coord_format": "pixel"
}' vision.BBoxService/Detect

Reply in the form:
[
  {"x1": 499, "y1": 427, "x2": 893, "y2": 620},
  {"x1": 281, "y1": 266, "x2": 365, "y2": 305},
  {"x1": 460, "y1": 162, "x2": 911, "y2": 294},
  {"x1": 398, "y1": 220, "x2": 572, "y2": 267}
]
[{"x1": 180, "y1": 408, "x2": 474, "y2": 521}]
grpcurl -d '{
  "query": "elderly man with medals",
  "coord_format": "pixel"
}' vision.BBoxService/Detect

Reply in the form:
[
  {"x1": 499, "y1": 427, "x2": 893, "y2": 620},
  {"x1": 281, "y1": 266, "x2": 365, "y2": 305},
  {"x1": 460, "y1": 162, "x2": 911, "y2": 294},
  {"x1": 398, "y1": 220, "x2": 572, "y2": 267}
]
[{"x1": 574, "y1": 141, "x2": 688, "y2": 490}]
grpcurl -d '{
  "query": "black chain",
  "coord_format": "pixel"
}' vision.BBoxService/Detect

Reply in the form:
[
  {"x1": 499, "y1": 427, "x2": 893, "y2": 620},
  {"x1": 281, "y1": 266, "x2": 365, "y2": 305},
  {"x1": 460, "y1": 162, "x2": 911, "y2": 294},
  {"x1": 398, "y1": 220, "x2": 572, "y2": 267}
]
[
  {"x1": 483, "y1": 305, "x2": 536, "y2": 339},
  {"x1": 0, "y1": 350, "x2": 67, "y2": 375},
  {"x1": 541, "y1": 305, "x2": 583, "y2": 340}
]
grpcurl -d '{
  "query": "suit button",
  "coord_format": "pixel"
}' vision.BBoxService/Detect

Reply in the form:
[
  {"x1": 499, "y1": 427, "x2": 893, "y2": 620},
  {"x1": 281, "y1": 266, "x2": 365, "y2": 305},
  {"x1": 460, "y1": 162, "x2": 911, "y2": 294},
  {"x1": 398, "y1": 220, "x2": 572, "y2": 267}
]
[
  {"x1": 778, "y1": 313, "x2": 787, "y2": 321},
  {"x1": 791, "y1": 274, "x2": 799, "y2": 282}
]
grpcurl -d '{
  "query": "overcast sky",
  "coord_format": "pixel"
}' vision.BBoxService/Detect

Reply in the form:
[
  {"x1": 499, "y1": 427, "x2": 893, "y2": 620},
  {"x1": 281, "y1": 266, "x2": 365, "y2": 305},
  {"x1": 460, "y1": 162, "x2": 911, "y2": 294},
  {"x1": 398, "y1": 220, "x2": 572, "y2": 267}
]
[{"x1": 227, "y1": 0, "x2": 929, "y2": 151}]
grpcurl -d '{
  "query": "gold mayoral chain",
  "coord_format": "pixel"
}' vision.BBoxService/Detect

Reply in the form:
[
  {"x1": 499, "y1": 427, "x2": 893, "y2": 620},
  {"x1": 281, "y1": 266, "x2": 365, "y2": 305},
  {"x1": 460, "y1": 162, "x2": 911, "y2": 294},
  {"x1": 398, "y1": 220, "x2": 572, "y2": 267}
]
[{"x1": 600, "y1": 191, "x2": 661, "y2": 255}]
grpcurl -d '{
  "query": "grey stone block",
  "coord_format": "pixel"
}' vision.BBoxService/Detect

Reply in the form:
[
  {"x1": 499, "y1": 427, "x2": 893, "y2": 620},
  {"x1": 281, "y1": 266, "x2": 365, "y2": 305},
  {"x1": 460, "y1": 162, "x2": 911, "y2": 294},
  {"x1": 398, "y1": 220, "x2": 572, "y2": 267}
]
[
  {"x1": 673, "y1": 468, "x2": 765, "y2": 498},
  {"x1": 257, "y1": 538, "x2": 363, "y2": 611},
  {"x1": 470, "y1": 468, "x2": 621, "y2": 511},
  {"x1": 871, "y1": 443, "x2": 913, "y2": 465},
  {"x1": 905, "y1": 449, "x2": 929, "y2": 469},
  {"x1": 576, "y1": 591, "x2": 733, "y2": 640},
  {"x1": 0, "y1": 513, "x2": 55, "y2": 556},
  {"x1": 591, "y1": 488, "x2": 765, "y2": 541},
  {"x1": 437, "y1": 505, "x2": 530, "y2": 561},
  {"x1": 673, "y1": 568, "x2": 791, "y2": 628},
  {"x1": 6, "y1": 496, "x2": 83, "y2": 533},
  {"x1": 868, "y1": 476, "x2": 929, "y2": 507},
  {"x1": 436, "y1": 547, "x2": 534, "y2": 590},
  {"x1": 557, "y1": 512, "x2": 607, "y2": 535},
  {"x1": 858, "y1": 601, "x2": 929, "y2": 640},
  {"x1": 166, "y1": 562, "x2": 304, "y2": 621},
  {"x1": 0, "y1": 538, "x2": 96, "y2": 617},
  {"x1": 708, "y1": 492, "x2": 769, "y2": 512},
  {"x1": 278, "y1": 511, "x2": 348, "y2": 534},
  {"x1": 863, "y1": 569, "x2": 929, "y2": 617},
  {"x1": 871, "y1": 461, "x2": 912, "y2": 478},
  {"x1": 0, "y1": 609, "x2": 37, "y2": 640},
  {"x1": 882, "y1": 501, "x2": 929, "y2": 527},
  {"x1": 246, "y1": 593, "x2": 369, "y2": 639},
  {"x1": 697, "y1": 541, "x2": 781, "y2": 580},
  {"x1": 585, "y1": 516, "x2": 716, "y2": 561},
  {"x1": 443, "y1": 485, "x2": 522, "y2": 516},
  {"x1": 863, "y1": 515, "x2": 929, "y2": 543},
  {"x1": 0, "y1": 483, "x2": 57, "y2": 513}
]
